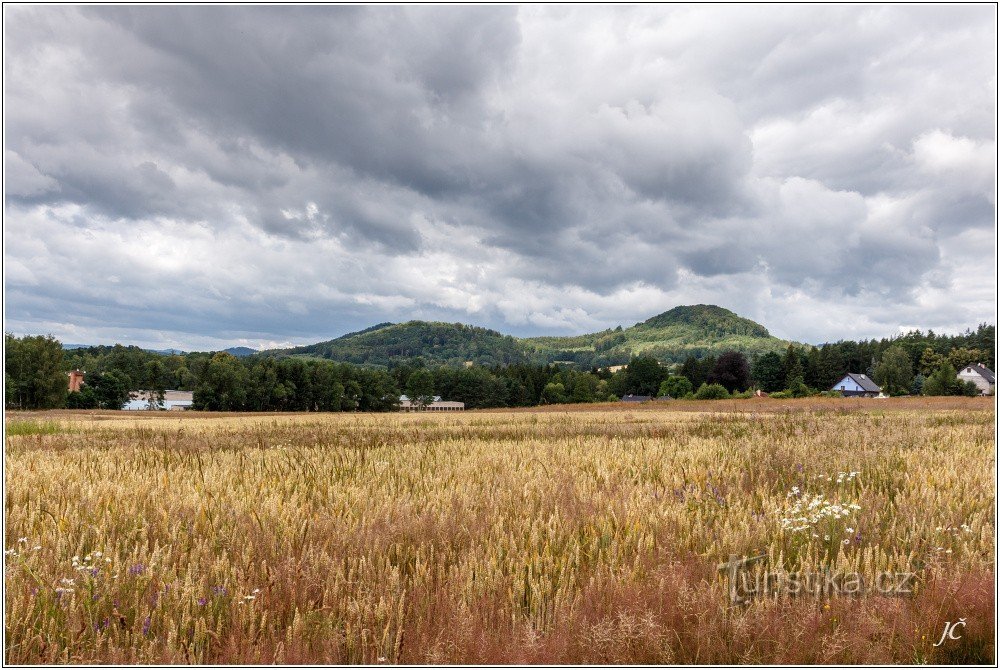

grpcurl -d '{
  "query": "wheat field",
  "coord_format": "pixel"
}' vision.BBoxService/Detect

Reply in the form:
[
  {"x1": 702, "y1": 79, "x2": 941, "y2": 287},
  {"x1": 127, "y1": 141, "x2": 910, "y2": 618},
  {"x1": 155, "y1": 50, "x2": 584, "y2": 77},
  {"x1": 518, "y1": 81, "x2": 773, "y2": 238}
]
[{"x1": 4, "y1": 398, "x2": 995, "y2": 664}]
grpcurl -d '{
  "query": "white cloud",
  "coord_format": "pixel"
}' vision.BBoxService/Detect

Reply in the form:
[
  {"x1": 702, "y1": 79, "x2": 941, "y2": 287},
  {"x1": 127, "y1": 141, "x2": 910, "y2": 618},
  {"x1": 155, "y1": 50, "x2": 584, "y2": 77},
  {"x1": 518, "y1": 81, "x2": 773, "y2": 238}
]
[{"x1": 3, "y1": 5, "x2": 995, "y2": 350}]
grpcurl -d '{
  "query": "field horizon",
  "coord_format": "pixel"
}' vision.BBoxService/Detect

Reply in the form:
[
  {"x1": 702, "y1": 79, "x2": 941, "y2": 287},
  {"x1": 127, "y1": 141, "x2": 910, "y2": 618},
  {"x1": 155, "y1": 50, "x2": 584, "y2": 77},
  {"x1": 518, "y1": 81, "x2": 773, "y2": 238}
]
[{"x1": 5, "y1": 398, "x2": 995, "y2": 664}]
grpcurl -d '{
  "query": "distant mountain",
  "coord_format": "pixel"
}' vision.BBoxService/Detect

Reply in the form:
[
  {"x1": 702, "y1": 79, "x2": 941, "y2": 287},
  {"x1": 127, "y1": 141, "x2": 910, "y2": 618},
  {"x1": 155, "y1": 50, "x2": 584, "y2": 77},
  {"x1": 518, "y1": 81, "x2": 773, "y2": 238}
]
[
  {"x1": 222, "y1": 346, "x2": 257, "y2": 358},
  {"x1": 522, "y1": 304, "x2": 789, "y2": 366},
  {"x1": 62, "y1": 343, "x2": 186, "y2": 355},
  {"x1": 265, "y1": 305, "x2": 792, "y2": 368}
]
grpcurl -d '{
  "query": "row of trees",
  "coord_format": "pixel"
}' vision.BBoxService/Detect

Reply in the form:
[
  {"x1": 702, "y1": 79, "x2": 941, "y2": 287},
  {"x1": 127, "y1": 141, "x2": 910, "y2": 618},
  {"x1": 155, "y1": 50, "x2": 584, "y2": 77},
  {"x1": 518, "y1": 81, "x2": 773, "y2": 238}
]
[{"x1": 5, "y1": 325, "x2": 994, "y2": 410}]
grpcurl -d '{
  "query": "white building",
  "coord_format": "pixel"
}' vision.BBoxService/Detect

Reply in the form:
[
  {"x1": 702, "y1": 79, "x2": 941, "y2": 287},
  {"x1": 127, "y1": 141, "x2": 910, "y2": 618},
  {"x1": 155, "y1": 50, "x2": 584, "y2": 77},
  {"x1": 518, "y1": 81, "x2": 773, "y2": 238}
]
[
  {"x1": 398, "y1": 395, "x2": 465, "y2": 412},
  {"x1": 123, "y1": 390, "x2": 194, "y2": 411},
  {"x1": 830, "y1": 373, "x2": 882, "y2": 398},
  {"x1": 957, "y1": 364, "x2": 995, "y2": 396}
]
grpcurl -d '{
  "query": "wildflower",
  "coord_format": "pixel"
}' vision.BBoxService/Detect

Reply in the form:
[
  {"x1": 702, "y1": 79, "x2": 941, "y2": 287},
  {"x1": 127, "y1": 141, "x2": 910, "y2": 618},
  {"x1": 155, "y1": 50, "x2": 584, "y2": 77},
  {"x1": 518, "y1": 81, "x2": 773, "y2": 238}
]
[
  {"x1": 142, "y1": 616, "x2": 151, "y2": 636},
  {"x1": 197, "y1": 598, "x2": 207, "y2": 606},
  {"x1": 18, "y1": 537, "x2": 28, "y2": 544},
  {"x1": 128, "y1": 563, "x2": 145, "y2": 576},
  {"x1": 33, "y1": 546, "x2": 41, "y2": 551}
]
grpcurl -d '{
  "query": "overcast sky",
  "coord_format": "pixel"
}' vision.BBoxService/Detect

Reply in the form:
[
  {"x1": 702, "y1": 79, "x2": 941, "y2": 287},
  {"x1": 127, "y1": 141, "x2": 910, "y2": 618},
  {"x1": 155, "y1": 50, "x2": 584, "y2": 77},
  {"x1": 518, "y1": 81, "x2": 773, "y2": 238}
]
[{"x1": 4, "y1": 5, "x2": 997, "y2": 351}]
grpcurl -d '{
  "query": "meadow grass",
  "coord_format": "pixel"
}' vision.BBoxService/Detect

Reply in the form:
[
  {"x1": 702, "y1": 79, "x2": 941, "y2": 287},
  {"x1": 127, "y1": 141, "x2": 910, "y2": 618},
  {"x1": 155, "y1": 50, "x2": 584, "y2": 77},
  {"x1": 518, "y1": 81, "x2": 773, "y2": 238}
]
[{"x1": 4, "y1": 398, "x2": 995, "y2": 663}]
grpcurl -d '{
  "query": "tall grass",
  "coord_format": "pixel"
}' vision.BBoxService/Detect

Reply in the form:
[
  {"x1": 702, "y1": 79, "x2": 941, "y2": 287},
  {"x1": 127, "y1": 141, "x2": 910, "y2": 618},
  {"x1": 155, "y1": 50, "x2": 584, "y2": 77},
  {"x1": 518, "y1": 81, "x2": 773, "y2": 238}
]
[
  {"x1": 4, "y1": 402, "x2": 994, "y2": 663},
  {"x1": 5, "y1": 419, "x2": 64, "y2": 436}
]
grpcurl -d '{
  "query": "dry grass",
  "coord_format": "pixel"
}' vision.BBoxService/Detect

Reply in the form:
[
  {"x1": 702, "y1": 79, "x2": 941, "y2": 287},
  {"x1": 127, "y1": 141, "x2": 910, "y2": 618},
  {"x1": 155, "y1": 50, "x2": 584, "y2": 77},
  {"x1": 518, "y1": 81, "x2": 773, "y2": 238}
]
[{"x1": 4, "y1": 399, "x2": 995, "y2": 664}]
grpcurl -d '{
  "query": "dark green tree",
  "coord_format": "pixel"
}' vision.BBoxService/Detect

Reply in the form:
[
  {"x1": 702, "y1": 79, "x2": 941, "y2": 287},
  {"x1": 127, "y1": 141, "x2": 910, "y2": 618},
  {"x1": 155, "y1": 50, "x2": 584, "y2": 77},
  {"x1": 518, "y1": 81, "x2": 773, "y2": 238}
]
[
  {"x1": 89, "y1": 370, "x2": 132, "y2": 410},
  {"x1": 622, "y1": 356, "x2": 665, "y2": 396},
  {"x1": 4, "y1": 334, "x2": 68, "y2": 409},
  {"x1": 751, "y1": 352, "x2": 785, "y2": 392},
  {"x1": 707, "y1": 351, "x2": 751, "y2": 393},
  {"x1": 193, "y1": 353, "x2": 249, "y2": 410},
  {"x1": 782, "y1": 345, "x2": 804, "y2": 389},
  {"x1": 658, "y1": 375, "x2": 693, "y2": 398},
  {"x1": 873, "y1": 346, "x2": 914, "y2": 396},
  {"x1": 405, "y1": 368, "x2": 436, "y2": 409}
]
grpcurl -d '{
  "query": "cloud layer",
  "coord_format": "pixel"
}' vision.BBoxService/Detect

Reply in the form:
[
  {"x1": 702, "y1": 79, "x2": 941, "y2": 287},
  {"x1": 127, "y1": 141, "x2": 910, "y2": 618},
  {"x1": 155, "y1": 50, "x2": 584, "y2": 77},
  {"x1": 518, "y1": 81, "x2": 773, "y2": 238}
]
[{"x1": 4, "y1": 5, "x2": 996, "y2": 351}]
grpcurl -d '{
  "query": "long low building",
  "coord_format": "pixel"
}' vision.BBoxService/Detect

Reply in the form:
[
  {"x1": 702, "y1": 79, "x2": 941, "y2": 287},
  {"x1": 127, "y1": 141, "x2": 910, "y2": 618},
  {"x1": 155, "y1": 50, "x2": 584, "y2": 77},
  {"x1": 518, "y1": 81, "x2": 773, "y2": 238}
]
[
  {"x1": 123, "y1": 390, "x2": 194, "y2": 411},
  {"x1": 398, "y1": 395, "x2": 465, "y2": 411}
]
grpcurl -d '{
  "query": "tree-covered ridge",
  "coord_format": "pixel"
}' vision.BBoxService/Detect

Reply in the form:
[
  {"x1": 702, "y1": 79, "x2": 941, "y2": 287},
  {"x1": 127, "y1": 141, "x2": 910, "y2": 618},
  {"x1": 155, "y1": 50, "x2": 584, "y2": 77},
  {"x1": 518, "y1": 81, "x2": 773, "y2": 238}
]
[
  {"x1": 522, "y1": 304, "x2": 789, "y2": 366},
  {"x1": 278, "y1": 321, "x2": 531, "y2": 367},
  {"x1": 636, "y1": 304, "x2": 770, "y2": 337}
]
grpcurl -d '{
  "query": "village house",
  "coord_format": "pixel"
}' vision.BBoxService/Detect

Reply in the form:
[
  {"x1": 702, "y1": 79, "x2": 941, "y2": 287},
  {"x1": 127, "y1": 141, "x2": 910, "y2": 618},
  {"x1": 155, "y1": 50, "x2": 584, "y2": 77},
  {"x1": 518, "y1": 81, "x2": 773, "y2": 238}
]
[
  {"x1": 67, "y1": 370, "x2": 85, "y2": 392},
  {"x1": 957, "y1": 363, "x2": 995, "y2": 396},
  {"x1": 830, "y1": 373, "x2": 882, "y2": 398},
  {"x1": 398, "y1": 395, "x2": 465, "y2": 412}
]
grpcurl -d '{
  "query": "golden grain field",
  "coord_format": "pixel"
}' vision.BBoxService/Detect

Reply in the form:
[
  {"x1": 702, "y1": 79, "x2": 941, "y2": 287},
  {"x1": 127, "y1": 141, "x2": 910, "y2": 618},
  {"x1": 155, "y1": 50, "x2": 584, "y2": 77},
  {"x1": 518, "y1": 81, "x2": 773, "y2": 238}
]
[{"x1": 4, "y1": 399, "x2": 996, "y2": 664}]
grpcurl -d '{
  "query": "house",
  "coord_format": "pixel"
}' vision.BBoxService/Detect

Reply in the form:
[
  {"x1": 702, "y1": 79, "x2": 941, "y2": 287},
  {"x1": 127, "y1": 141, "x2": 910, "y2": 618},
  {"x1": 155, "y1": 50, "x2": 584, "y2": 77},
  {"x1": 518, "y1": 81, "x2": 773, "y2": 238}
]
[
  {"x1": 398, "y1": 395, "x2": 465, "y2": 412},
  {"x1": 957, "y1": 363, "x2": 995, "y2": 396},
  {"x1": 67, "y1": 370, "x2": 85, "y2": 393},
  {"x1": 621, "y1": 394, "x2": 651, "y2": 403},
  {"x1": 123, "y1": 390, "x2": 194, "y2": 411},
  {"x1": 830, "y1": 373, "x2": 882, "y2": 398}
]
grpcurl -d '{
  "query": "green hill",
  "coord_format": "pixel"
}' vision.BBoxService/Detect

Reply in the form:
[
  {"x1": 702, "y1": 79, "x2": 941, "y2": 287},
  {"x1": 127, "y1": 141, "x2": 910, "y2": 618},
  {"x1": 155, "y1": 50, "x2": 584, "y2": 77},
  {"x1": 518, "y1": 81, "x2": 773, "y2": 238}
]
[
  {"x1": 522, "y1": 304, "x2": 789, "y2": 367},
  {"x1": 267, "y1": 305, "x2": 792, "y2": 368},
  {"x1": 278, "y1": 321, "x2": 531, "y2": 368}
]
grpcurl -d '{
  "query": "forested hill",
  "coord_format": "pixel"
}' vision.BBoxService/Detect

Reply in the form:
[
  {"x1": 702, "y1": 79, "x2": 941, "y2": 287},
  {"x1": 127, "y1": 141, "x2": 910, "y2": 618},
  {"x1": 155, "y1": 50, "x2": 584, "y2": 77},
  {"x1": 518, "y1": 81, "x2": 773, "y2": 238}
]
[
  {"x1": 522, "y1": 304, "x2": 789, "y2": 366},
  {"x1": 267, "y1": 305, "x2": 792, "y2": 368},
  {"x1": 277, "y1": 321, "x2": 531, "y2": 367}
]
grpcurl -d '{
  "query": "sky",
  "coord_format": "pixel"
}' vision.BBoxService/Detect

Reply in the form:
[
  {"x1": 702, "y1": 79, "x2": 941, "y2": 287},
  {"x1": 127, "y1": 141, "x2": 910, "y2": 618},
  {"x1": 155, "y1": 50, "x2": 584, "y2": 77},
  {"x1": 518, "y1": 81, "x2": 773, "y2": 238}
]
[{"x1": 4, "y1": 5, "x2": 997, "y2": 352}]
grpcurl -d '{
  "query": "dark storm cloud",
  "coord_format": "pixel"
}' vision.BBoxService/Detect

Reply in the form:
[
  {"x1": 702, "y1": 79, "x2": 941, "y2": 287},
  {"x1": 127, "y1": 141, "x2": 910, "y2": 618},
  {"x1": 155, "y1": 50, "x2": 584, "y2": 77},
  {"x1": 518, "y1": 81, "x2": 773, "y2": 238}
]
[{"x1": 3, "y1": 5, "x2": 995, "y2": 349}]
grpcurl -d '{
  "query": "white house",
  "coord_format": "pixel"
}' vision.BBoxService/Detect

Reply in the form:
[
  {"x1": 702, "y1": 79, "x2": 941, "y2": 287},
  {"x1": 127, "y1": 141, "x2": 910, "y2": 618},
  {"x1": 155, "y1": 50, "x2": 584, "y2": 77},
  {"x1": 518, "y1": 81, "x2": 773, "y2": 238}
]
[
  {"x1": 830, "y1": 373, "x2": 882, "y2": 398},
  {"x1": 957, "y1": 364, "x2": 995, "y2": 396}
]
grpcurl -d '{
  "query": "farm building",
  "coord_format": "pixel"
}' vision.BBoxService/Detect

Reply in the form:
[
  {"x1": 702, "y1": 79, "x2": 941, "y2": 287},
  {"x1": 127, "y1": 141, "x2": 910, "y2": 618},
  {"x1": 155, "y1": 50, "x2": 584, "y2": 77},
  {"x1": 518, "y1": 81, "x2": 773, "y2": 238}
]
[
  {"x1": 957, "y1": 364, "x2": 995, "y2": 395},
  {"x1": 830, "y1": 373, "x2": 882, "y2": 398},
  {"x1": 398, "y1": 395, "x2": 465, "y2": 412},
  {"x1": 123, "y1": 390, "x2": 194, "y2": 411}
]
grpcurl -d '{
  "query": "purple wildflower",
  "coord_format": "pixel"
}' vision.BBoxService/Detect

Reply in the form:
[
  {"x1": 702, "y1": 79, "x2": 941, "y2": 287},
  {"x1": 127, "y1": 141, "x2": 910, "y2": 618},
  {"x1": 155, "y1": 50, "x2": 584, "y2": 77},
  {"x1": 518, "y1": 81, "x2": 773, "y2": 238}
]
[
  {"x1": 142, "y1": 616, "x2": 151, "y2": 636},
  {"x1": 197, "y1": 597, "x2": 207, "y2": 606},
  {"x1": 128, "y1": 563, "x2": 145, "y2": 576}
]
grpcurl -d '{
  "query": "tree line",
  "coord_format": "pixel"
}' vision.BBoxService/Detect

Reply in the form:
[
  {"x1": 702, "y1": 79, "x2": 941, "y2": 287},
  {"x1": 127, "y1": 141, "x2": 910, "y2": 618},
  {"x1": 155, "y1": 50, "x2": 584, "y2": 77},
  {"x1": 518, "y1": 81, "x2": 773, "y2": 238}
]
[{"x1": 4, "y1": 323, "x2": 994, "y2": 410}]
